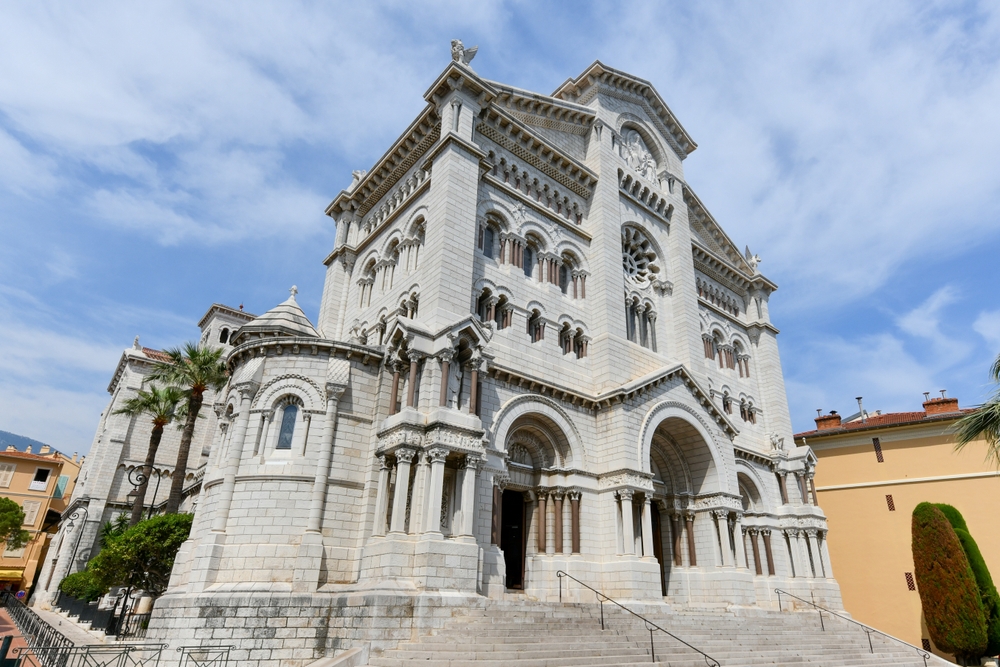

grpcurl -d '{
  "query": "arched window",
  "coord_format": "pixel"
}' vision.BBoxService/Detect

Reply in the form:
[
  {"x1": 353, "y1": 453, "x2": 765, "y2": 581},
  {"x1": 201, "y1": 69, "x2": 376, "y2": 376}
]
[
  {"x1": 527, "y1": 310, "x2": 545, "y2": 343},
  {"x1": 276, "y1": 404, "x2": 298, "y2": 450},
  {"x1": 494, "y1": 296, "x2": 511, "y2": 330},
  {"x1": 523, "y1": 244, "x2": 535, "y2": 278},
  {"x1": 573, "y1": 329, "x2": 588, "y2": 359},
  {"x1": 219, "y1": 328, "x2": 230, "y2": 344},
  {"x1": 478, "y1": 222, "x2": 498, "y2": 259},
  {"x1": 476, "y1": 289, "x2": 494, "y2": 322},
  {"x1": 560, "y1": 324, "x2": 573, "y2": 355},
  {"x1": 559, "y1": 263, "x2": 570, "y2": 294}
]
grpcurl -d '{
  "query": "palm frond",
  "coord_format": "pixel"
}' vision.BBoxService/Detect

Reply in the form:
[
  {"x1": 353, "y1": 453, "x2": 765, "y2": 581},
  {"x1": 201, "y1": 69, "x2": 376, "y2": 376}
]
[
  {"x1": 954, "y1": 391, "x2": 1000, "y2": 466},
  {"x1": 991, "y1": 352, "x2": 1000, "y2": 384}
]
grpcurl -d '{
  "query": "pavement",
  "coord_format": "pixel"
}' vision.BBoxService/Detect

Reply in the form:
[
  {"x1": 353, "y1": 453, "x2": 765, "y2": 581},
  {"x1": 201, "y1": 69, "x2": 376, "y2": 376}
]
[{"x1": 26, "y1": 607, "x2": 104, "y2": 646}]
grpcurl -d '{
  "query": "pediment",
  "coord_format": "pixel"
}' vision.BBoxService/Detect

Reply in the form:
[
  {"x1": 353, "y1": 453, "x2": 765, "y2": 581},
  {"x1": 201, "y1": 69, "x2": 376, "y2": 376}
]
[
  {"x1": 683, "y1": 185, "x2": 756, "y2": 276},
  {"x1": 553, "y1": 61, "x2": 697, "y2": 159}
]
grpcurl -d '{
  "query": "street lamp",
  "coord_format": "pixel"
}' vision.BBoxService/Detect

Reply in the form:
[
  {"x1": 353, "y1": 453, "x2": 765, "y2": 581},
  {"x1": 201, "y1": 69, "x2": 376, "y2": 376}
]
[
  {"x1": 66, "y1": 502, "x2": 90, "y2": 576},
  {"x1": 127, "y1": 467, "x2": 162, "y2": 521}
]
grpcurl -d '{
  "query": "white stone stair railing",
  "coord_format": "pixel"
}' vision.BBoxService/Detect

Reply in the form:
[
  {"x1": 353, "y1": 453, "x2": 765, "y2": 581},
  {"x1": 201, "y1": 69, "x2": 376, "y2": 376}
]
[
  {"x1": 555, "y1": 570, "x2": 720, "y2": 667},
  {"x1": 774, "y1": 588, "x2": 933, "y2": 667}
]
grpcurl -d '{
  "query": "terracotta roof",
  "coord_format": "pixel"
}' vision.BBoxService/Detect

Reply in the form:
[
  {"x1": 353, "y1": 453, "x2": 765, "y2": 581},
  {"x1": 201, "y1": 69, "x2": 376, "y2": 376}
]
[
  {"x1": 141, "y1": 347, "x2": 171, "y2": 362},
  {"x1": 0, "y1": 450, "x2": 63, "y2": 463},
  {"x1": 795, "y1": 408, "x2": 977, "y2": 439}
]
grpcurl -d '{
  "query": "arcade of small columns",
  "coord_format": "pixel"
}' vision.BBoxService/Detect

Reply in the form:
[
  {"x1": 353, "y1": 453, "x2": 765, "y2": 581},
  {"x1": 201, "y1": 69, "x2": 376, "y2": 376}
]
[
  {"x1": 385, "y1": 348, "x2": 483, "y2": 416},
  {"x1": 496, "y1": 233, "x2": 588, "y2": 299},
  {"x1": 490, "y1": 478, "x2": 584, "y2": 555},
  {"x1": 371, "y1": 447, "x2": 480, "y2": 538}
]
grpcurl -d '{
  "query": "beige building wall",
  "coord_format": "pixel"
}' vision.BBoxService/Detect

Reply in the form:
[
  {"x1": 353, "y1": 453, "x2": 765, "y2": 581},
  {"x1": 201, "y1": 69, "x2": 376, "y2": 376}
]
[
  {"x1": 0, "y1": 447, "x2": 81, "y2": 595},
  {"x1": 805, "y1": 406, "x2": 998, "y2": 658}
]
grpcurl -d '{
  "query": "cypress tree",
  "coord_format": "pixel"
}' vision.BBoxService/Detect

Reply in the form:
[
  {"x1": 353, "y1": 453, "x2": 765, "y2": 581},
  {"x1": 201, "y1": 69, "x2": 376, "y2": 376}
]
[
  {"x1": 912, "y1": 502, "x2": 987, "y2": 662},
  {"x1": 934, "y1": 504, "x2": 1000, "y2": 656}
]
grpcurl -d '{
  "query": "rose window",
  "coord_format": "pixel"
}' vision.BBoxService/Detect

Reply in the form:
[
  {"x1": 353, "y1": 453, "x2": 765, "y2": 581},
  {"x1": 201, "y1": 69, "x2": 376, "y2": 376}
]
[{"x1": 622, "y1": 226, "x2": 660, "y2": 286}]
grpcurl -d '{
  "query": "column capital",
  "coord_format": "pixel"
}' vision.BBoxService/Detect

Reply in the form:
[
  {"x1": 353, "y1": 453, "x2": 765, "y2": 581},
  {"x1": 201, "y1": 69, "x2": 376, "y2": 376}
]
[
  {"x1": 377, "y1": 454, "x2": 390, "y2": 471},
  {"x1": 551, "y1": 489, "x2": 565, "y2": 501},
  {"x1": 712, "y1": 509, "x2": 728, "y2": 520},
  {"x1": 568, "y1": 489, "x2": 582, "y2": 502},
  {"x1": 394, "y1": 447, "x2": 417, "y2": 464},
  {"x1": 325, "y1": 382, "x2": 348, "y2": 400},
  {"x1": 493, "y1": 471, "x2": 510, "y2": 490},
  {"x1": 761, "y1": 528, "x2": 772, "y2": 537},
  {"x1": 426, "y1": 447, "x2": 449, "y2": 464},
  {"x1": 684, "y1": 511, "x2": 696, "y2": 522},
  {"x1": 461, "y1": 454, "x2": 481, "y2": 470},
  {"x1": 616, "y1": 489, "x2": 634, "y2": 501},
  {"x1": 233, "y1": 381, "x2": 260, "y2": 400},
  {"x1": 536, "y1": 487, "x2": 550, "y2": 501},
  {"x1": 437, "y1": 349, "x2": 454, "y2": 363}
]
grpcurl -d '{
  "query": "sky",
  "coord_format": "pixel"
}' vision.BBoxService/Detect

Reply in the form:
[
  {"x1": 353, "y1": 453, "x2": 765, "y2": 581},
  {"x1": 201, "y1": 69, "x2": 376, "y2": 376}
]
[{"x1": 1, "y1": 1, "x2": 998, "y2": 454}]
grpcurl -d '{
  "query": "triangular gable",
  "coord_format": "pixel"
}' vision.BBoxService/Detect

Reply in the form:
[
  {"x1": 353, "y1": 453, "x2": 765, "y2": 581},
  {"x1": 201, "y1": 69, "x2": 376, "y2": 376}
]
[
  {"x1": 682, "y1": 185, "x2": 755, "y2": 276},
  {"x1": 552, "y1": 61, "x2": 697, "y2": 159},
  {"x1": 486, "y1": 80, "x2": 595, "y2": 136}
]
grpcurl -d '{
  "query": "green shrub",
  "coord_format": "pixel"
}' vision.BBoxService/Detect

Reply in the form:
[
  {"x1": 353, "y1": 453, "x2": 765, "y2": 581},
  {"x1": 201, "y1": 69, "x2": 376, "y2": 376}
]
[
  {"x1": 88, "y1": 513, "x2": 192, "y2": 597},
  {"x1": 912, "y1": 502, "x2": 987, "y2": 661},
  {"x1": 934, "y1": 504, "x2": 1000, "y2": 655},
  {"x1": 58, "y1": 570, "x2": 105, "y2": 601}
]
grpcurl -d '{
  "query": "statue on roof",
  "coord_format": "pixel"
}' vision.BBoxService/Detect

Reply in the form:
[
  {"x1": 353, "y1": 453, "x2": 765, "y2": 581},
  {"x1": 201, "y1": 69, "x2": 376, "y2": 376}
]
[
  {"x1": 744, "y1": 246, "x2": 762, "y2": 272},
  {"x1": 451, "y1": 40, "x2": 478, "y2": 66}
]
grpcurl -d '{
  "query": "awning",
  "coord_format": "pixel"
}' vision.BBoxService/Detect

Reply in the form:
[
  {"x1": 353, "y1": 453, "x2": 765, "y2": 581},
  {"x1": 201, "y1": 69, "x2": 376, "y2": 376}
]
[{"x1": 0, "y1": 570, "x2": 24, "y2": 580}]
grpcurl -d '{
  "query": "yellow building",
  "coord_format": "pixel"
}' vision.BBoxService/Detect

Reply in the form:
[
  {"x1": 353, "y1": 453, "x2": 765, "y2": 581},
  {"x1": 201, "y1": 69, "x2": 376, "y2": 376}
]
[
  {"x1": 797, "y1": 394, "x2": 997, "y2": 660},
  {"x1": 0, "y1": 445, "x2": 81, "y2": 596}
]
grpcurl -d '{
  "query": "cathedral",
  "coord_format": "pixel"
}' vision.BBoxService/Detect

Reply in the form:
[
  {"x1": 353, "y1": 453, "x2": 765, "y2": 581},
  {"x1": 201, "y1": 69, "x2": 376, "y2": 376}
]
[{"x1": 37, "y1": 47, "x2": 841, "y2": 666}]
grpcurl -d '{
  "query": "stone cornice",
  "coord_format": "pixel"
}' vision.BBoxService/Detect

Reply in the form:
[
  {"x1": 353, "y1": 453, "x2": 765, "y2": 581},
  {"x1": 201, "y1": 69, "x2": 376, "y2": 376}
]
[
  {"x1": 482, "y1": 175, "x2": 592, "y2": 242},
  {"x1": 226, "y1": 337, "x2": 384, "y2": 374},
  {"x1": 477, "y1": 107, "x2": 597, "y2": 199},
  {"x1": 552, "y1": 61, "x2": 697, "y2": 158},
  {"x1": 325, "y1": 107, "x2": 441, "y2": 219},
  {"x1": 487, "y1": 81, "x2": 595, "y2": 134},
  {"x1": 683, "y1": 185, "x2": 756, "y2": 275},
  {"x1": 196, "y1": 303, "x2": 256, "y2": 329}
]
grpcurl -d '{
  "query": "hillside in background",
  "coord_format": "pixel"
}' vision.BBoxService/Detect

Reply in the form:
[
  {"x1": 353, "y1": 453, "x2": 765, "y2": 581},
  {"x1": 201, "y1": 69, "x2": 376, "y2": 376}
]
[{"x1": 0, "y1": 429, "x2": 60, "y2": 455}]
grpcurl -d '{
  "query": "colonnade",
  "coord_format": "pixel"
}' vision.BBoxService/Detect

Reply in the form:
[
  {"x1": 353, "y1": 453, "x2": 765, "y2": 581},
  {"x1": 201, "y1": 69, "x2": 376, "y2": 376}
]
[{"x1": 372, "y1": 448, "x2": 479, "y2": 538}]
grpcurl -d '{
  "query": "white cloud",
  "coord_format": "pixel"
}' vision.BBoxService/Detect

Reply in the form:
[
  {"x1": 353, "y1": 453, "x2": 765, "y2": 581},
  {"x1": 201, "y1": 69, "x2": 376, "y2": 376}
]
[{"x1": 974, "y1": 310, "x2": 1000, "y2": 351}]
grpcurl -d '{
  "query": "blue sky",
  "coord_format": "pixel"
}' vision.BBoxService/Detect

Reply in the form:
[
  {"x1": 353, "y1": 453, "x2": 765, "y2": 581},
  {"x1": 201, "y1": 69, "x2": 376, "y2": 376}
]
[{"x1": 1, "y1": 2, "x2": 999, "y2": 453}]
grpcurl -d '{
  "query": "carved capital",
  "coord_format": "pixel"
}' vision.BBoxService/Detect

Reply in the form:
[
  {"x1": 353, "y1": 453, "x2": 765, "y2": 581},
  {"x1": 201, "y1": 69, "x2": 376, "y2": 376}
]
[
  {"x1": 326, "y1": 383, "x2": 348, "y2": 401},
  {"x1": 427, "y1": 447, "x2": 449, "y2": 464},
  {"x1": 568, "y1": 489, "x2": 582, "y2": 502},
  {"x1": 395, "y1": 447, "x2": 417, "y2": 464},
  {"x1": 616, "y1": 489, "x2": 634, "y2": 502},
  {"x1": 377, "y1": 454, "x2": 390, "y2": 471},
  {"x1": 461, "y1": 454, "x2": 481, "y2": 471},
  {"x1": 493, "y1": 472, "x2": 510, "y2": 490}
]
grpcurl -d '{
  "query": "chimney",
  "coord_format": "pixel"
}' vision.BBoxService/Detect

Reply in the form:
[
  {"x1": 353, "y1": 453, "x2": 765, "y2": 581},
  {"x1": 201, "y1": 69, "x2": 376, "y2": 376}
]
[
  {"x1": 5, "y1": 446, "x2": 15, "y2": 452},
  {"x1": 40, "y1": 445, "x2": 50, "y2": 455},
  {"x1": 72, "y1": 453, "x2": 78, "y2": 463},
  {"x1": 24, "y1": 446, "x2": 31, "y2": 454},
  {"x1": 923, "y1": 390, "x2": 959, "y2": 415},
  {"x1": 815, "y1": 410, "x2": 843, "y2": 431}
]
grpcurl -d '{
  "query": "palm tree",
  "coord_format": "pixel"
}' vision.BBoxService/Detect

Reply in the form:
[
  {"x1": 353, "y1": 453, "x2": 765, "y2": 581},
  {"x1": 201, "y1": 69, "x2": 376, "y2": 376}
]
[
  {"x1": 114, "y1": 386, "x2": 185, "y2": 525},
  {"x1": 956, "y1": 352, "x2": 1000, "y2": 466},
  {"x1": 146, "y1": 343, "x2": 228, "y2": 514}
]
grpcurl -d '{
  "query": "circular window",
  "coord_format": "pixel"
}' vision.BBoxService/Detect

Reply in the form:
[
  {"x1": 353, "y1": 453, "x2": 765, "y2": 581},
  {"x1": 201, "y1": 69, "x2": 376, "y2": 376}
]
[{"x1": 622, "y1": 226, "x2": 660, "y2": 285}]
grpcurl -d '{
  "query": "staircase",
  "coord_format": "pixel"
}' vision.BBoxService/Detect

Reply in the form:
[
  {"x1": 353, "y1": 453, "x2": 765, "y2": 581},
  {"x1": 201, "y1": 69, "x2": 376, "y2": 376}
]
[{"x1": 365, "y1": 602, "x2": 952, "y2": 667}]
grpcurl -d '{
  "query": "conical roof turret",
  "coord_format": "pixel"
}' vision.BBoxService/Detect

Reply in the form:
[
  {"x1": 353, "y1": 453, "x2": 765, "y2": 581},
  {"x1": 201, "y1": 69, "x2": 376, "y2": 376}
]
[{"x1": 232, "y1": 286, "x2": 319, "y2": 343}]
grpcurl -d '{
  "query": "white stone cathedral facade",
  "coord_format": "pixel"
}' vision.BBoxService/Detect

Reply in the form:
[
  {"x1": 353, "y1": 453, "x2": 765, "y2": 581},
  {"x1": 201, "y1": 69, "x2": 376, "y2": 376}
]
[{"x1": 42, "y1": 50, "x2": 842, "y2": 665}]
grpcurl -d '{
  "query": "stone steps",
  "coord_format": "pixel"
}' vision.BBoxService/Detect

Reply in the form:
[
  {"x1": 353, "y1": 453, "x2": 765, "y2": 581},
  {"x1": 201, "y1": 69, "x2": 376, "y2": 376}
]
[{"x1": 364, "y1": 602, "x2": 944, "y2": 667}]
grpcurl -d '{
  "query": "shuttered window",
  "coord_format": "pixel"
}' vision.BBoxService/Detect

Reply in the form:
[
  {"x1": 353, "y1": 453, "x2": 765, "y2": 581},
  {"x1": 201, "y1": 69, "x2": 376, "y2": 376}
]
[
  {"x1": 873, "y1": 438, "x2": 884, "y2": 463},
  {"x1": 0, "y1": 464, "x2": 14, "y2": 489},
  {"x1": 22, "y1": 500, "x2": 41, "y2": 526},
  {"x1": 905, "y1": 572, "x2": 916, "y2": 591},
  {"x1": 885, "y1": 495, "x2": 895, "y2": 511}
]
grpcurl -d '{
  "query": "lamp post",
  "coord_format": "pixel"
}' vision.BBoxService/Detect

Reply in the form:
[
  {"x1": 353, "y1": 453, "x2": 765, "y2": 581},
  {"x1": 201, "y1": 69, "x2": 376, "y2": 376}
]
[
  {"x1": 66, "y1": 503, "x2": 90, "y2": 577},
  {"x1": 127, "y1": 467, "x2": 162, "y2": 522}
]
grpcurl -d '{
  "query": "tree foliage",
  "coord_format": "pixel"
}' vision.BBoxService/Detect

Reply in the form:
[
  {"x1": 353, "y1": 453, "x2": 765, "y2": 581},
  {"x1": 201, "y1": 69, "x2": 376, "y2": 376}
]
[
  {"x1": 113, "y1": 385, "x2": 185, "y2": 525},
  {"x1": 0, "y1": 497, "x2": 30, "y2": 551},
  {"x1": 912, "y1": 502, "x2": 987, "y2": 660},
  {"x1": 146, "y1": 343, "x2": 228, "y2": 514},
  {"x1": 88, "y1": 513, "x2": 193, "y2": 597},
  {"x1": 59, "y1": 570, "x2": 104, "y2": 601},
  {"x1": 935, "y1": 504, "x2": 1000, "y2": 655},
  {"x1": 955, "y1": 352, "x2": 1000, "y2": 466}
]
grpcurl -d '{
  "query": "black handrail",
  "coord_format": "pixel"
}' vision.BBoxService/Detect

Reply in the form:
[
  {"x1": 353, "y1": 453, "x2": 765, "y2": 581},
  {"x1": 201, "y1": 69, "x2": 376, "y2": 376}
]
[
  {"x1": 775, "y1": 589, "x2": 930, "y2": 667},
  {"x1": 557, "y1": 571, "x2": 721, "y2": 667}
]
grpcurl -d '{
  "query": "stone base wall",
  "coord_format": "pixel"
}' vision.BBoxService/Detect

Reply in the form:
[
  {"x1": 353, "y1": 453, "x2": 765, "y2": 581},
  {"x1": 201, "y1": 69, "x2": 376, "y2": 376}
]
[{"x1": 147, "y1": 590, "x2": 487, "y2": 667}]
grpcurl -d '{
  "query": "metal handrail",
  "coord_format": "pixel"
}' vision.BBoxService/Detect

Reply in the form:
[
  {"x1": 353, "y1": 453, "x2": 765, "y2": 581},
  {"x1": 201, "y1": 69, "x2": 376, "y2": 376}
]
[
  {"x1": 774, "y1": 589, "x2": 930, "y2": 667},
  {"x1": 557, "y1": 571, "x2": 721, "y2": 666}
]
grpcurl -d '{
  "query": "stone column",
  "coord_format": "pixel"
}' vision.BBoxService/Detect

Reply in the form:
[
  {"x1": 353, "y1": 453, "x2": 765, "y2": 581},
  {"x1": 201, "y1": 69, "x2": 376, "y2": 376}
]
[
  {"x1": 536, "y1": 490, "x2": 548, "y2": 554},
  {"x1": 804, "y1": 529, "x2": 820, "y2": 577},
  {"x1": 410, "y1": 451, "x2": 429, "y2": 534},
  {"x1": 762, "y1": 529, "x2": 776, "y2": 576},
  {"x1": 783, "y1": 530, "x2": 797, "y2": 577},
  {"x1": 405, "y1": 354, "x2": 421, "y2": 408},
  {"x1": 389, "y1": 448, "x2": 416, "y2": 534},
  {"x1": 373, "y1": 455, "x2": 392, "y2": 536},
  {"x1": 749, "y1": 529, "x2": 763, "y2": 576},
  {"x1": 640, "y1": 495, "x2": 655, "y2": 559},
  {"x1": 685, "y1": 513, "x2": 697, "y2": 567},
  {"x1": 305, "y1": 384, "x2": 347, "y2": 534},
  {"x1": 618, "y1": 490, "x2": 635, "y2": 555},
  {"x1": 491, "y1": 474, "x2": 507, "y2": 545},
  {"x1": 808, "y1": 474, "x2": 819, "y2": 506},
  {"x1": 210, "y1": 383, "x2": 257, "y2": 533},
  {"x1": 552, "y1": 491, "x2": 564, "y2": 554},
  {"x1": 389, "y1": 362, "x2": 401, "y2": 415},
  {"x1": 818, "y1": 530, "x2": 834, "y2": 578},
  {"x1": 423, "y1": 448, "x2": 449, "y2": 535},
  {"x1": 468, "y1": 359, "x2": 479, "y2": 416},
  {"x1": 732, "y1": 512, "x2": 748, "y2": 569},
  {"x1": 797, "y1": 473, "x2": 809, "y2": 504},
  {"x1": 671, "y1": 513, "x2": 683, "y2": 566},
  {"x1": 569, "y1": 490, "x2": 581, "y2": 554},
  {"x1": 458, "y1": 456, "x2": 479, "y2": 538},
  {"x1": 438, "y1": 351, "x2": 452, "y2": 407},
  {"x1": 776, "y1": 472, "x2": 789, "y2": 504},
  {"x1": 713, "y1": 511, "x2": 732, "y2": 567}
]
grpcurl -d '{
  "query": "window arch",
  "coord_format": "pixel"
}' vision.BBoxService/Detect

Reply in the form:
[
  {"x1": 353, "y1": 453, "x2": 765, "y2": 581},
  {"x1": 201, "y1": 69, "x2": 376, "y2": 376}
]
[
  {"x1": 476, "y1": 289, "x2": 495, "y2": 322},
  {"x1": 625, "y1": 295, "x2": 656, "y2": 351},
  {"x1": 274, "y1": 396, "x2": 304, "y2": 451},
  {"x1": 494, "y1": 296, "x2": 512, "y2": 330},
  {"x1": 523, "y1": 236, "x2": 542, "y2": 279},
  {"x1": 358, "y1": 258, "x2": 377, "y2": 308},
  {"x1": 219, "y1": 328, "x2": 230, "y2": 344},
  {"x1": 478, "y1": 217, "x2": 501, "y2": 260},
  {"x1": 527, "y1": 309, "x2": 545, "y2": 343}
]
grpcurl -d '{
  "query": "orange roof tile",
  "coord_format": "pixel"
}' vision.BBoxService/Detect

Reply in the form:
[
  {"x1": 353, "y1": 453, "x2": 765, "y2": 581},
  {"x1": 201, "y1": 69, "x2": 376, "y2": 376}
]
[{"x1": 795, "y1": 408, "x2": 976, "y2": 439}]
